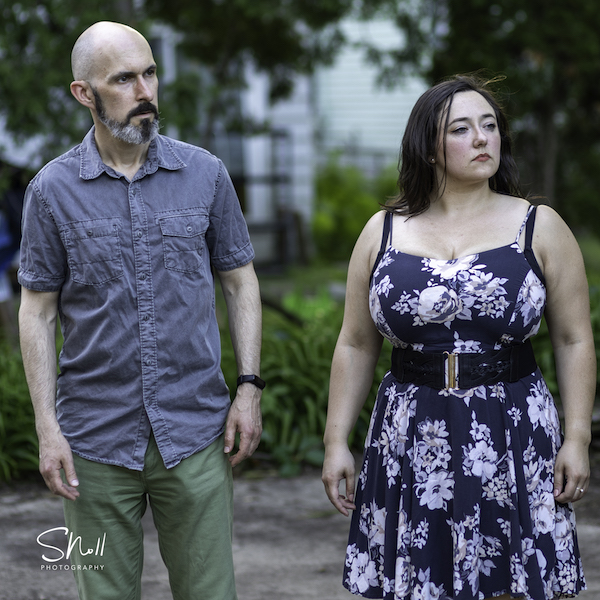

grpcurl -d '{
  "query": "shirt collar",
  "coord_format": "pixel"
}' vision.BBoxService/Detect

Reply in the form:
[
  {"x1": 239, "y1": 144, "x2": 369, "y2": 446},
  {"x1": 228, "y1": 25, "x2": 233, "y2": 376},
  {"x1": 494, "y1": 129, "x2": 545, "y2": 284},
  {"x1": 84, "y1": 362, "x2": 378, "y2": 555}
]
[{"x1": 79, "y1": 127, "x2": 187, "y2": 181}]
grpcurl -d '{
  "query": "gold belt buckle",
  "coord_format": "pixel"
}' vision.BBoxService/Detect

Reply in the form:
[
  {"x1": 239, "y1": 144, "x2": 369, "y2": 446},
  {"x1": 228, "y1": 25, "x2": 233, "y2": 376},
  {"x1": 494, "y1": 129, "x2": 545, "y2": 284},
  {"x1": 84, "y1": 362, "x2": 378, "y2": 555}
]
[{"x1": 443, "y1": 351, "x2": 459, "y2": 390}]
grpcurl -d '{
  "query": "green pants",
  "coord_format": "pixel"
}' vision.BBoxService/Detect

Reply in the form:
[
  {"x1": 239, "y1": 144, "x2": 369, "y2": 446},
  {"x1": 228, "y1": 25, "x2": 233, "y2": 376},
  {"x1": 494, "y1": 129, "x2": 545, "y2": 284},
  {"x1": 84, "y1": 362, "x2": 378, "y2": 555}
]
[{"x1": 63, "y1": 435, "x2": 237, "y2": 600}]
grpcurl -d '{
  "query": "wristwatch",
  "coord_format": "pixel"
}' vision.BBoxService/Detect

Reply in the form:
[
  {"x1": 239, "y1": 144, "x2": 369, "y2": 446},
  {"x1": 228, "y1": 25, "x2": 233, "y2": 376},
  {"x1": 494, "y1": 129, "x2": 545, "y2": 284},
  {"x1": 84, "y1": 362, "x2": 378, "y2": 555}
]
[{"x1": 236, "y1": 374, "x2": 266, "y2": 390}]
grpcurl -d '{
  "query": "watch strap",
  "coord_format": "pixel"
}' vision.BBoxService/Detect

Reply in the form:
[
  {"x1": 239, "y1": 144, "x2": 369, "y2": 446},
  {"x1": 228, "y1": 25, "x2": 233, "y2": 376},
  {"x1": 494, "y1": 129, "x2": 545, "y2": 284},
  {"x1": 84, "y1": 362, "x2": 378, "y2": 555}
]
[{"x1": 236, "y1": 374, "x2": 266, "y2": 390}]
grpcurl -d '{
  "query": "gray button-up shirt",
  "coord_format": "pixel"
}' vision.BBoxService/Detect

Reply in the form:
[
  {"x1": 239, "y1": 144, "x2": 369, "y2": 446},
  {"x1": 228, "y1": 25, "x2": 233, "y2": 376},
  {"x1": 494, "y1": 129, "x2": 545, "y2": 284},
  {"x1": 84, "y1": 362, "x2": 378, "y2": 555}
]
[{"x1": 18, "y1": 128, "x2": 255, "y2": 469}]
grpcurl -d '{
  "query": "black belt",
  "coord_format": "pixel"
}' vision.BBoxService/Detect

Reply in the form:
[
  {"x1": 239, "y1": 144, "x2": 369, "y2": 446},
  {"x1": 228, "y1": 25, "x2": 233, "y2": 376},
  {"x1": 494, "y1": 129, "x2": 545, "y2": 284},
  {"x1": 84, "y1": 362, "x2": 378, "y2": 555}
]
[{"x1": 391, "y1": 341, "x2": 537, "y2": 390}]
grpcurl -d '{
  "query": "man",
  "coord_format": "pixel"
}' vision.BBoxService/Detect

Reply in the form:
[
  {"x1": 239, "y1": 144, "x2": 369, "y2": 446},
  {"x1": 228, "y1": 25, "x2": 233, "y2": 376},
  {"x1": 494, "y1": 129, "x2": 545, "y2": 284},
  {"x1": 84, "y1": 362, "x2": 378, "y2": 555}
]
[{"x1": 18, "y1": 21, "x2": 263, "y2": 600}]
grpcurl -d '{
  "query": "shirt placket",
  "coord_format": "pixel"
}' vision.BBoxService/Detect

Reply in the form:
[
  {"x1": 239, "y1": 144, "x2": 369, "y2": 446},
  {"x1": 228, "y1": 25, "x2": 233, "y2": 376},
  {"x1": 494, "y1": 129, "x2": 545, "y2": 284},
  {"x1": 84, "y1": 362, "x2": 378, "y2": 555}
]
[{"x1": 128, "y1": 181, "x2": 160, "y2": 457}]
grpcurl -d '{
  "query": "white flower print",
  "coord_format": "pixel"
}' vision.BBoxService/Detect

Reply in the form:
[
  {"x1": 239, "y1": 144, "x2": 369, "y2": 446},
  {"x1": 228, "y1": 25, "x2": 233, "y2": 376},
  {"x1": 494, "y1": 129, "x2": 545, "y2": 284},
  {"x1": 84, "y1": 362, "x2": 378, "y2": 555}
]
[
  {"x1": 375, "y1": 273, "x2": 394, "y2": 298},
  {"x1": 416, "y1": 285, "x2": 463, "y2": 327},
  {"x1": 440, "y1": 384, "x2": 487, "y2": 406},
  {"x1": 453, "y1": 331, "x2": 481, "y2": 353},
  {"x1": 413, "y1": 567, "x2": 447, "y2": 600},
  {"x1": 526, "y1": 380, "x2": 560, "y2": 440},
  {"x1": 463, "y1": 270, "x2": 508, "y2": 301},
  {"x1": 447, "y1": 506, "x2": 502, "y2": 596},
  {"x1": 412, "y1": 519, "x2": 429, "y2": 549},
  {"x1": 516, "y1": 270, "x2": 546, "y2": 327},
  {"x1": 416, "y1": 470, "x2": 454, "y2": 510},
  {"x1": 372, "y1": 252, "x2": 394, "y2": 280},
  {"x1": 364, "y1": 501, "x2": 387, "y2": 549},
  {"x1": 418, "y1": 418, "x2": 450, "y2": 448},
  {"x1": 463, "y1": 440, "x2": 499, "y2": 482},
  {"x1": 345, "y1": 545, "x2": 379, "y2": 594},
  {"x1": 462, "y1": 413, "x2": 499, "y2": 483},
  {"x1": 373, "y1": 384, "x2": 418, "y2": 486},
  {"x1": 369, "y1": 289, "x2": 405, "y2": 347},
  {"x1": 425, "y1": 255, "x2": 479, "y2": 280},
  {"x1": 510, "y1": 553, "x2": 528, "y2": 595},
  {"x1": 554, "y1": 510, "x2": 575, "y2": 562},
  {"x1": 529, "y1": 484, "x2": 556, "y2": 536},
  {"x1": 507, "y1": 406, "x2": 522, "y2": 426}
]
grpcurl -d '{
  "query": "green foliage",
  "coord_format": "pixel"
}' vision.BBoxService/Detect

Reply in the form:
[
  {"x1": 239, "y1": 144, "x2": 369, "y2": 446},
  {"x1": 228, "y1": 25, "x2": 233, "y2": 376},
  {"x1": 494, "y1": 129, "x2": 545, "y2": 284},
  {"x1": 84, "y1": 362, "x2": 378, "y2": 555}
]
[
  {"x1": 0, "y1": 341, "x2": 38, "y2": 481},
  {"x1": 221, "y1": 287, "x2": 390, "y2": 476},
  {"x1": 0, "y1": 0, "x2": 146, "y2": 165},
  {"x1": 312, "y1": 157, "x2": 397, "y2": 262}
]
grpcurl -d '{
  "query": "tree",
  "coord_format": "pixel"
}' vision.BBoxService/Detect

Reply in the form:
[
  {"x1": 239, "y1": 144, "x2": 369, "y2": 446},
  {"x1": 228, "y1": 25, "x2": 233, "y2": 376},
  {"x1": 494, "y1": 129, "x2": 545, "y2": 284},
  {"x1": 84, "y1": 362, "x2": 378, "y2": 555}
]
[
  {"x1": 0, "y1": 0, "x2": 144, "y2": 169},
  {"x1": 0, "y1": 0, "x2": 355, "y2": 168},
  {"x1": 356, "y1": 0, "x2": 600, "y2": 233},
  {"x1": 144, "y1": 0, "x2": 353, "y2": 148}
]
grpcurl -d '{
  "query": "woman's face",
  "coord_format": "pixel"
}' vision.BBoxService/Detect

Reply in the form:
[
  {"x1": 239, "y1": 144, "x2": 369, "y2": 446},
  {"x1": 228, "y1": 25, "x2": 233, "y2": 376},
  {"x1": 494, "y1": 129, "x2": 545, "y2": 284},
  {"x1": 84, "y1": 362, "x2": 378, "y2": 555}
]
[{"x1": 434, "y1": 90, "x2": 501, "y2": 188}]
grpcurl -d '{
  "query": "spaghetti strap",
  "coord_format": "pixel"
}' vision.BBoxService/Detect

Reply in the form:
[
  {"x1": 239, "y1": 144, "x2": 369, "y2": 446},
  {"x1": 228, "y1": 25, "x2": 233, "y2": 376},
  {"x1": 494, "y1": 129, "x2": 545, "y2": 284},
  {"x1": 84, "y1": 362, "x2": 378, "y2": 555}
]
[
  {"x1": 515, "y1": 205, "x2": 535, "y2": 243},
  {"x1": 370, "y1": 211, "x2": 392, "y2": 285},
  {"x1": 523, "y1": 205, "x2": 546, "y2": 286}
]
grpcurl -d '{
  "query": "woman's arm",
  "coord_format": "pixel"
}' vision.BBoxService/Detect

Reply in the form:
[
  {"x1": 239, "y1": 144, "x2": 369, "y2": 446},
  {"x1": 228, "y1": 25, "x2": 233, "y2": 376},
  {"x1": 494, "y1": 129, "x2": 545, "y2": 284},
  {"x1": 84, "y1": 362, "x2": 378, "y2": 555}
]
[
  {"x1": 533, "y1": 205, "x2": 596, "y2": 503},
  {"x1": 322, "y1": 212, "x2": 386, "y2": 515}
]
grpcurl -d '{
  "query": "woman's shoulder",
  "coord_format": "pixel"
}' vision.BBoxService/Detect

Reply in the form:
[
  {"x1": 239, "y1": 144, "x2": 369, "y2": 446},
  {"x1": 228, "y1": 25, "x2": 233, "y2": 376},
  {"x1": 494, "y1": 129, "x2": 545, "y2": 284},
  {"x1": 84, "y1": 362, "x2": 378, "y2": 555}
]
[
  {"x1": 350, "y1": 209, "x2": 388, "y2": 266},
  {"x1": 358, "y1": 209, "x2": 388, "y2": 243}
]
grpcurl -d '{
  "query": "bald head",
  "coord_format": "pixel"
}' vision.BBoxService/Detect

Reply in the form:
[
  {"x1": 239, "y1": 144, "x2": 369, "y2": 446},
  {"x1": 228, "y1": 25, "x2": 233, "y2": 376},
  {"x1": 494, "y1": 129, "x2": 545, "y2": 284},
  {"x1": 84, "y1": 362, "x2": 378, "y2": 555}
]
[{"x1": 71, "y1": 22, "x2": 152, "y2": 82}]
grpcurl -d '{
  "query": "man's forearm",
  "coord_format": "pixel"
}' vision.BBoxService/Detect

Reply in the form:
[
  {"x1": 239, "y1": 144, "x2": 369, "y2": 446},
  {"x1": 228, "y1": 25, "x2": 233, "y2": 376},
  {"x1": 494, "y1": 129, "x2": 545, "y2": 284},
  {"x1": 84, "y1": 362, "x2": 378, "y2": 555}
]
[
  {"x1": 219, "y1": 263, "x2": 262, "y2": 375},
  {"x1": 18, "y1": 289, "x2": 60, "y2": 439}
]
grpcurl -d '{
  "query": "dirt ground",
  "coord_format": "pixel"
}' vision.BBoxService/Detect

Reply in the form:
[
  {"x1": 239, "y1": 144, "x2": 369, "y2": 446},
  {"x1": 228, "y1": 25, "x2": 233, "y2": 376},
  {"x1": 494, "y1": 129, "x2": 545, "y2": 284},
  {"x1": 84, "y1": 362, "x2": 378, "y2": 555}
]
[{"x1": 1, "y1": 456, "x2": 600, "y2": 600}]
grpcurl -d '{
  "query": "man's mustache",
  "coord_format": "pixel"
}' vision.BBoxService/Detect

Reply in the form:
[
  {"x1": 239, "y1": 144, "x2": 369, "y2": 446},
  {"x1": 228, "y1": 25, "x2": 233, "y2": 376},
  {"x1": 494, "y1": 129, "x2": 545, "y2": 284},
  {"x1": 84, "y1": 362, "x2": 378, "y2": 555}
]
[{"x1": 127, "y1": 102, "x2": 159, "y2": 121}]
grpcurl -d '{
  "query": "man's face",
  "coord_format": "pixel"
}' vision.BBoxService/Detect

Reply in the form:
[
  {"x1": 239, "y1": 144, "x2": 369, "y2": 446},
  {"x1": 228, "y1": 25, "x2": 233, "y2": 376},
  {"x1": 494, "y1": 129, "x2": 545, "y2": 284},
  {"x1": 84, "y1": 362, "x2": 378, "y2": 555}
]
[{"x1": 89, "y1": 34, "x2": 160, "y2": 145}]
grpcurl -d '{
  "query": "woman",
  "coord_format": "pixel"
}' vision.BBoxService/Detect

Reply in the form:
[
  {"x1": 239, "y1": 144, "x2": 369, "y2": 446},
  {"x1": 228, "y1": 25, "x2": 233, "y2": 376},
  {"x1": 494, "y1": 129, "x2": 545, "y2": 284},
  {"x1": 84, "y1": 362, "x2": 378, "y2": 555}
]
[{"x1": 322, "y1": 75, "x2": 595, "y2": 600}]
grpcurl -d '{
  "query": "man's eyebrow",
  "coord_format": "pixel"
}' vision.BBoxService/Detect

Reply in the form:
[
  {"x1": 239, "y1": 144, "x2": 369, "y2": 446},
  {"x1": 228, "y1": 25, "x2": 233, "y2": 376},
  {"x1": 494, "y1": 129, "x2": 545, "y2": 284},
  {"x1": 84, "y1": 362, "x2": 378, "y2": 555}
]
[{"x1": 110, "y1": 64, "x2": 157, "y2": 82}]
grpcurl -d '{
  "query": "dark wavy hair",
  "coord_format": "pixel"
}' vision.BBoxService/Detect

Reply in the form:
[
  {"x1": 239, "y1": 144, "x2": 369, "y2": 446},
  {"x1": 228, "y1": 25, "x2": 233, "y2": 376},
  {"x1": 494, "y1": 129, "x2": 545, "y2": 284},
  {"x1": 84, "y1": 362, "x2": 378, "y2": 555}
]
[{"x1": 386, "y1": 74, "x2": 523, "y2": 216}]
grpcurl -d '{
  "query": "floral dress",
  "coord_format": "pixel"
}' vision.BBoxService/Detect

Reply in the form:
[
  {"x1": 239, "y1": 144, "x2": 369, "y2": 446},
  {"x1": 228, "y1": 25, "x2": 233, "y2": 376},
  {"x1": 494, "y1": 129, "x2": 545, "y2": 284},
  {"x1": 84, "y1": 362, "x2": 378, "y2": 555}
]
[{"x1": 344, "y1": 206, "x2": 585, "y2": 600}]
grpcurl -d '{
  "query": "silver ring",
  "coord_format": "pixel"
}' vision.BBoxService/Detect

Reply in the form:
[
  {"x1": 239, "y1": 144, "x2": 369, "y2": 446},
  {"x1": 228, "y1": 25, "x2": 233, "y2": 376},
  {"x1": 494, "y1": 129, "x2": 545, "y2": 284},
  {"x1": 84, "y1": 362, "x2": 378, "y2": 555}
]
[{"x1": 577, "y1": 487, "x2": 585, "y2": 493}]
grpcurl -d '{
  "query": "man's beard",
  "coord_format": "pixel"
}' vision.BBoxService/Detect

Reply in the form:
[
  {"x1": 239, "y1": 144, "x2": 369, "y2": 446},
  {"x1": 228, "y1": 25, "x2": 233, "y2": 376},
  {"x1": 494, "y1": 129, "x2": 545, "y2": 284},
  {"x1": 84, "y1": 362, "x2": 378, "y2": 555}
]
[{"x1": 92, "y1": 87, "x2": 160, "y2": 145}]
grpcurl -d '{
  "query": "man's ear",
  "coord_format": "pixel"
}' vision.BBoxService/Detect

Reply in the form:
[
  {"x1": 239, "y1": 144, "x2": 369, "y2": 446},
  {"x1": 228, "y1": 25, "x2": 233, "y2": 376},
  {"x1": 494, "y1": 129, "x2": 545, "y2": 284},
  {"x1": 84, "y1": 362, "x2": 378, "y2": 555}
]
[{"x1": 70, "y1": 80, "x2": 95, "y2": 109}]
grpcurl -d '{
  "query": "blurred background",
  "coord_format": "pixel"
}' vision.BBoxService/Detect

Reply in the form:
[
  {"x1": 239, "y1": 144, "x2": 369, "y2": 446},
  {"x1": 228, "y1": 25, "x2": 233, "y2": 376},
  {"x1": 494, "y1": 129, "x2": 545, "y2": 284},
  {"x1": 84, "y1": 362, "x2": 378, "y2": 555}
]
[{"x1": 1, "y1": 0, "x2": 599, "y2": 480}]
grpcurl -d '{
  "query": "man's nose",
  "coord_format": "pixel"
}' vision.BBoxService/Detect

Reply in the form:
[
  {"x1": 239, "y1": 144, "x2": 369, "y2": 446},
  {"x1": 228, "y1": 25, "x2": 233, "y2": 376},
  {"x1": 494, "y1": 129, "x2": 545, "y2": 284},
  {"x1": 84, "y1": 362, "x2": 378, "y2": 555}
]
[{"x1": 135, "y1": 76, "x2": 154, "y2": 101}]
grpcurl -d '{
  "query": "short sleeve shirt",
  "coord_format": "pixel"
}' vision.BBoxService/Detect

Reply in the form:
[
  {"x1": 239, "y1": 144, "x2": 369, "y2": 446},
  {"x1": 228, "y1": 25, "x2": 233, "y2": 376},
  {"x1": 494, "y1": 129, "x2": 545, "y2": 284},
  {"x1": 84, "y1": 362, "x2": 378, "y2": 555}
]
[{"x1": 18, "y1": 128, "x2": 255, "y2": 469}]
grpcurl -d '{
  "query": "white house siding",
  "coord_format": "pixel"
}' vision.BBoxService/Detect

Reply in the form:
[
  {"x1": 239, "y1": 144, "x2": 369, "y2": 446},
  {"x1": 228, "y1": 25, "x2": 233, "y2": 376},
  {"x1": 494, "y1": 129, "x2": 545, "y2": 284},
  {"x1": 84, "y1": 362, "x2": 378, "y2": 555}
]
[
  {"x1": 314, "y1": 19, "x2": 427, "y2": 171},
  {"x1": 241, "y1": 69, "x2": 315, "y2": 264}
]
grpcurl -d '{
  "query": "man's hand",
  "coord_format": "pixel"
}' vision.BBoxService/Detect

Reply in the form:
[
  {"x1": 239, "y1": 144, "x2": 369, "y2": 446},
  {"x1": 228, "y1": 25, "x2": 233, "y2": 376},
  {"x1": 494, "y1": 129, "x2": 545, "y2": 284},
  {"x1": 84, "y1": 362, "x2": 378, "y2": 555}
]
[
  {"x1": 39, "y1": 430, "x2": 80, "y2": 501},
  {"x1": 224, "y1": 384, "x2": 262, "y2": 467}
]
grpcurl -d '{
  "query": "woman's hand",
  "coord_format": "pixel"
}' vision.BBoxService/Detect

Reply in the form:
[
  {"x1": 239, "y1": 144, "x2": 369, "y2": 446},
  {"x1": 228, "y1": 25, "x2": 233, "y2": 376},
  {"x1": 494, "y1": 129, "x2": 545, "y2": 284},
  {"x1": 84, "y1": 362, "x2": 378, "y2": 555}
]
[
  {"x1": 322, "y1": 442, "x2": 357, "y2": 516},
  {"x1": 553, "y1": 438, "x2": 591, "y2": 504}
]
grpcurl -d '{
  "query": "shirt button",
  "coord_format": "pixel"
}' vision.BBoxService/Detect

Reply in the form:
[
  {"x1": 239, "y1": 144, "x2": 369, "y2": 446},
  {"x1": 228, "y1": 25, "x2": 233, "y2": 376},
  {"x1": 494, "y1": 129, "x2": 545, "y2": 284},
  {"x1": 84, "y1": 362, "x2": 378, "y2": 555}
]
[
  {"x1": 145, "y1": 359, "x2": 152, "y2": 367},
  {"x1": 186, "y1": 225, "x2": 193, "y2": 233},
  {"x1": 139, "y1": 273, "x2": 146, "y2": 280},
  {"x1": 136, "y1": 230, "x2": 143, "y2": 238},
  {"x1": 87, "y1": 231, "x2": 93, "y2": 237},
  {"x1": 142, "y1": 314, "x2": 149, "y2": 321}
]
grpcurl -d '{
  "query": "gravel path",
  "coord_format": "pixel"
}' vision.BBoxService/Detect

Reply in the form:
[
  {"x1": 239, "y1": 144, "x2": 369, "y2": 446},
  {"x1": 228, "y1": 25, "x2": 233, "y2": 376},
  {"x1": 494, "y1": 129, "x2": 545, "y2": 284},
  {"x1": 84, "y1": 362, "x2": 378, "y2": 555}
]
[{"x1": 1, "y1": 471, "x2": 599, "y2": 600}]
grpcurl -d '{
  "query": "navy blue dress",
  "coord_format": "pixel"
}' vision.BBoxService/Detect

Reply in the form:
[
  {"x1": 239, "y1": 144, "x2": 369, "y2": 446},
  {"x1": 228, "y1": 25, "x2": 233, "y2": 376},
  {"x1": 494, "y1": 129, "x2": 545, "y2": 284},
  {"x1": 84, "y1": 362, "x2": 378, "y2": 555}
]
[{"x1": 344, "y1": 206, "x2": 585, "y2": 599}]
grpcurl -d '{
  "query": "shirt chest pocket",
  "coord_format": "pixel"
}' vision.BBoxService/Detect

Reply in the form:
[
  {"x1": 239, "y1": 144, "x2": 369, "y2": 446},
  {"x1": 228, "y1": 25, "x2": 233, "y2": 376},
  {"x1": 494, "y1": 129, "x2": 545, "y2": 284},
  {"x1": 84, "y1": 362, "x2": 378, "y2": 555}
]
[
  {"x1": 61, "y1": 219, "x2": 123, "y2": 285},
  {"x1": 157, "y1": 213, "x2": 209, "y2": 273}
]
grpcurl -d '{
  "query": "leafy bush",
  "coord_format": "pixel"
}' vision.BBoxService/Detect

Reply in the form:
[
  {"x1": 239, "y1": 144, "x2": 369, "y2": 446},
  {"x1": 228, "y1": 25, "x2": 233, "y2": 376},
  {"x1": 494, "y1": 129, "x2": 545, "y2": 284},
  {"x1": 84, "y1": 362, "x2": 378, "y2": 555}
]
[
  {"x1": 312, "y1": 156, "x2": 397, "y2": 262},
  {"x1": 220, "y1": 287, "x2": 391, "y2": 476},
  {"x1": 0, "y1": 340, "x2": 38, "y2": 480}
]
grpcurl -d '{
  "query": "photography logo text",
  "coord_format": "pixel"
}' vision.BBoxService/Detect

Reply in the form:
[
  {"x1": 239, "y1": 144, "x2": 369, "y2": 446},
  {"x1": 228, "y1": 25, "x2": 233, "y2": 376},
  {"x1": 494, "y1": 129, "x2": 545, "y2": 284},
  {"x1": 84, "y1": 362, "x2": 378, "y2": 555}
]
[{"x1": 37, "y1": 527, "x2": 106, "y2": 571}]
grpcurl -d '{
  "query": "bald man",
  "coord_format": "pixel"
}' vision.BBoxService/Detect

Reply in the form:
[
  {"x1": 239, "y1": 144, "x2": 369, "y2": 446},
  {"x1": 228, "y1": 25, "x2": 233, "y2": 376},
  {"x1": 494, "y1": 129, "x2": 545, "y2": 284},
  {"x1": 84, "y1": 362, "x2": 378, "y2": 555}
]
[{"x1": 18, "y1": 22, "x2": 263, "y2": 600}]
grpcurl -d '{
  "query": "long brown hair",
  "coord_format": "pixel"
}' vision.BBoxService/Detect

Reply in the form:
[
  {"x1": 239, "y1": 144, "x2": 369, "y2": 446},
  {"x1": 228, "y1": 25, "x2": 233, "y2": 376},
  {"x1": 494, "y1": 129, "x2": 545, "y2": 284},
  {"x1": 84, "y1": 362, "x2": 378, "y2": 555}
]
[{"x1": 386, "y1": 75, "x2": 523, "y2": 216}]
